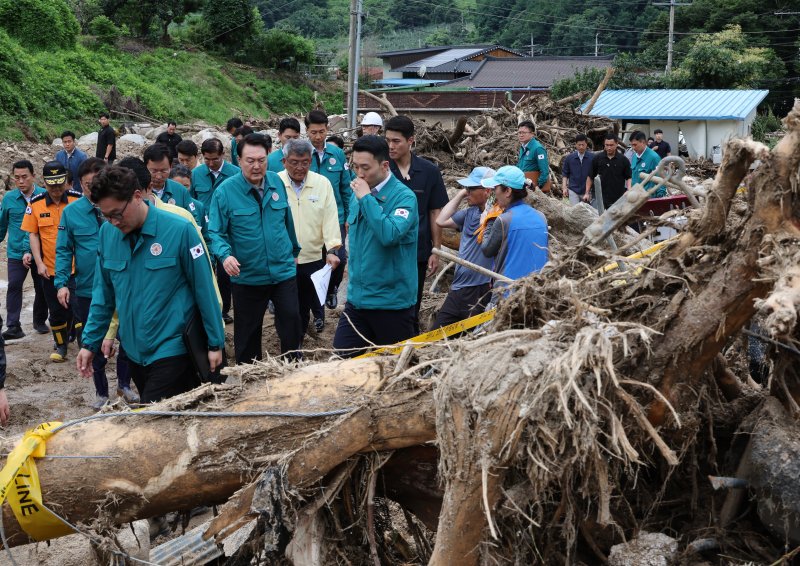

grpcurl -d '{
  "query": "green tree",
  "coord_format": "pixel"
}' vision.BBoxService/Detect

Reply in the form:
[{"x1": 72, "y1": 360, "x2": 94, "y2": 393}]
[
  {"x1": 89, "y1": 14, "x2": 122, "y2": 45},
  {"x1": 0, "y1": 0, "x2": 79, "y2": 49},
  {"x1": 246, "y1": 28, "x2": 315, "y2": 69},
  {"x1": 203, "y1": 0, "x2": 254, "y2": 51},
  {"x1": 668, "y1": 25, "x2": 785, "y2": 89}
]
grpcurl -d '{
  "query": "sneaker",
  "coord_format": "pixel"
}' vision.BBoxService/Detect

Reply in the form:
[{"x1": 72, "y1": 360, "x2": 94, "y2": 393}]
[
  {"x1": 50, "y1": 345, "x2": 68, "y2": 363},
  {"x1": 33, "y1": 322, "x2": 49, "y2": 334},
  {"x1": 117, "y1": 386, "x2": 140, "y2": 404},
  {"x1": 314, "y1": 317, "x2": 325, "y2": 333},
  {"x1": 222, "y1": 312, "x2": 234, "y2": 324},
  {"x1": 91, "y1": 395, "x2": 109, "y2": 410},
  {"x1": 325, "y1": 288, "x2": 338, "y2": 309},
  {"x1": 2, "y1": 326, "x2": 25, "y2": 340}
]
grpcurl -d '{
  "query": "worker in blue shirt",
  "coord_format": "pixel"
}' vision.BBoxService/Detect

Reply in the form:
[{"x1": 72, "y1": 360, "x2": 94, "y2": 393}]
[
  {"x1": 209, "y1": 133, "x2": 303, "y2": 363},
  {"x1": 267, "y1": 117, "x2": 302, "y2": 173},
  {"x1": 55, "y1": 131, "x2": 88, "y2": 192},
  {"x1": 77, "y1": 166, "x2": 225, "y2": 403},
  {"x1": 561, "y1": 134, "x2": 595, "y2": 205},
  {"x1": 333, "y1": 136, "x2": 418, "y2": 358},
  {"x1": 0, "y1": 160, "x2": 49, "y2": 339},
  {"x1": 629, "y1": 131, "x2": 666, "y2": 198},
  {"x1": 481, "y1": 166, "x2": 548, "y2": 289},
  {"x1": 517, "y1": 120, "x2": 551, "y2": 191},
  {"x1": 305, "y1": 110, "x2": 353, "y2": 310},
  {"x1": 55, "y1": 157, "x2": 139, "y2": 408}
]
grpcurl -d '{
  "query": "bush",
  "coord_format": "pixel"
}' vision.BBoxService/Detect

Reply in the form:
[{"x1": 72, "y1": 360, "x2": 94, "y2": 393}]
[
  {"x1": 0, "y1": 0, "x2": 79, "y2": 49},
  {"x1": 244, "y1": 29, "x2": 315, "y2": 70},
  {"x1": 751, "y1": 107, "x2": 783, "y2": 146},
  {"x1": 0, "y1": 29, "x2": 31, "y2": 114},
  {"x1": 89, "y1": 15, "x2": 122, "y2": 46}
]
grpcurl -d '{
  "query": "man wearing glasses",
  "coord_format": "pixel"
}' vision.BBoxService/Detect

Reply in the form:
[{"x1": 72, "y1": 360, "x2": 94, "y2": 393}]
[
  {"x1": 208, "y1": 133, "x2": 303, "y2": 362},
  {"x1": 516, "y1": 121, "x2": 551, "y2": 193},
  {"x1": 277, "y1": 139, "x2": 341, "y2": 336},
  {"x1": 76, "y1": 166, "x2": 224, "y2": 403}
]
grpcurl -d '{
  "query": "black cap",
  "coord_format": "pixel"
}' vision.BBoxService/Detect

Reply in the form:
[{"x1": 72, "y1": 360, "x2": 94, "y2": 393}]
[{"x1": 42, "y1": 161, "x2": 67, "y2": 185}]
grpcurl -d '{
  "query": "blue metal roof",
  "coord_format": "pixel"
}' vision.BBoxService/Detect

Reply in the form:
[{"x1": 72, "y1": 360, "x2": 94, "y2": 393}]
[
  {"x1": 371, "y1": 79, "x2": 448, "y2": 87},
  {"x1": 582, "y1": 89, "x2": 769, "y2": 121}
]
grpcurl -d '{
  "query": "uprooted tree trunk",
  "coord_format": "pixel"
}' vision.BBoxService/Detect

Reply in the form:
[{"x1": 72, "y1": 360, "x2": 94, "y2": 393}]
[{"x1": 1, "y1": 103, "x2": 799, "y2": 564}]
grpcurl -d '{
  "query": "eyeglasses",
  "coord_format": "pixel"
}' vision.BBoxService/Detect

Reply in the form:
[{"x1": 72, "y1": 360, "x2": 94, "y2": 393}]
[
  {"x1": 242, "y1": 157, "x2": 267, "y2": 166},
  {"x1": 105, "y1": 199, "x2": 131, "y2": 220}
]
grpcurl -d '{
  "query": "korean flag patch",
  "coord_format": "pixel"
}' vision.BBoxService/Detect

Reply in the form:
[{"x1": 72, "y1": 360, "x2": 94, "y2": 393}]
[
  {"x1": 537, "y1": 153, "x2": 545, "y2": 159},
  {"x1": 189, "y1": 202, "x2": 196, "y2": 212},
  {"x1": 394, "y1": 208, "x2": 409, "y2": 219},
  {"x1": 25, "y1": 206, "x2": 32, "y2": 215},
  {"x1": 190, "y1": 244, "x2": 205, "y2": 259}
]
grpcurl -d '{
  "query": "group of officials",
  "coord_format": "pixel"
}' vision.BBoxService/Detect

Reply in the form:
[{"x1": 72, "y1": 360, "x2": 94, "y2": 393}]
[{"x1": 0, "y1": 109, "x2": 570, "y2": 425}]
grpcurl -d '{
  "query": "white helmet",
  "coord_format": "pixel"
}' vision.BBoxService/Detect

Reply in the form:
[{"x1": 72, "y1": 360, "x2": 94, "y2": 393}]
[{"x1": 361, "y1": 112, "x2": 383, "y2": 127}]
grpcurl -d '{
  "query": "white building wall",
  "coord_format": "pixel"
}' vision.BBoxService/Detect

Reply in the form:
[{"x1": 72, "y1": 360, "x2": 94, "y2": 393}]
[
  {"x1": 650, "y1": 120, "x2": 679, "y2": 156},
  {"x1": 679, "y1": 121, "x2": 706, "y2": 159},
  {"x1": 705, "y1": 120, "x2": 740, "y2": 159}
]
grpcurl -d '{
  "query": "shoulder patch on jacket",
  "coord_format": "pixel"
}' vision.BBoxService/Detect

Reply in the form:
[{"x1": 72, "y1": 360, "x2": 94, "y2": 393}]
[
  {"x1": 29, "y1": 193, "x2": 46, "y2": 204},
  {"x1": 68, "y1": 189, "x2": 83, "y2": 199}
]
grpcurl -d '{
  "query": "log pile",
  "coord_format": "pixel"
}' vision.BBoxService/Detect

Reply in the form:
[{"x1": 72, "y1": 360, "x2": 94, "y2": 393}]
[{"x1": 1, "y1": 103, "x2": 800, "y2": 565}]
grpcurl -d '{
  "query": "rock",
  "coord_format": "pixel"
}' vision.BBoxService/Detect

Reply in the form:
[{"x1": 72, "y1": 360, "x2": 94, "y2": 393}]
[
  {"x1": 328, "y1": 114, "x2": 347, "y2": 132},
  {"x1": 119, "y1": 133, "x2": 147, "y2": 145},
  {"x1": 77, "y1": 132, "x2": 98, "y2": 147},
  {"x1": 146, "y1": 124, "x2": 168, "y2": 140},
  {"x1": 748, "y1": 397, "x2": 800, "y2": 544},
  {"x1": 191, "y1": 128, "x2": 231, "y2": 147},
  {"x1": 608, "y1": 532, "x2": 678, "y2": 566},
  {"x1": 9, "y1": 519, "x2": 149, "y2": 565},
  {"x1": 51, "y1": 138, "x2": 64, "y2": 147}
]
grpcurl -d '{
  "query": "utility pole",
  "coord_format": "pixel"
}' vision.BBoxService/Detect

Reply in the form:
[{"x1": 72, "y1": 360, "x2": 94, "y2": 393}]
[
  {"x1": 530, "y1": 34, "x2": 534, "y2": 57},
  {"x1": 346, "y1": 0, "x2": 364, "y2": 129},
  {"x1": 654, "y1": 0, "x2": 691, "y2": 73},
  {"x1": 595, "y1": 33, "x2": 599, "y2": 57}
]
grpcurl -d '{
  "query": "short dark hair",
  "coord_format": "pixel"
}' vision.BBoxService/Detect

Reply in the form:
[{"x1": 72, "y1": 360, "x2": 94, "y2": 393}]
[
  {"x1": 99, "y1": 112, "x2": 109, "y2": 119},
  {"x1": 77, "y1": 157, "x2": 106, "y2": 179},
  {"x1": 90, "y1": 165, "x2": 140, "y2": 204},
  {"x1": 518, "y1": 120, "x2": 536, "y2": 133},
  {"x1": 61, "y1": 130, "x2": 76, "y2": 141},
  {"x1": 630, "y1": 131, "x2": 648, "y2": 143},
  {"x1": 279, "y1": 117, "x2": 301, "y2": 134},
  {"x1": 143, "y1": 143, "x2": 172, "y2": 165},
  {"x1": 604, "y1": 132, "x2": 619, "y2": 142},
  {"x1": 169, "y1": 164, "x2": 192, "y2": 179},
  {"x1": 574, "y1": 134, "x2": 588, "y2": 143},
  {"x1": 384, "y1": 116, "x2": 414, "y2": 139},
  {"x1": 167, "y1": 121, "x2": 177, "y2": 127},
  {"x1": 116, "y1": 157, "x2": 150, "y2": 191},
  {"x1": 653, "y1": 128, "x2": 663, "y2": 134},
  {"x1": 226, "y1": 117, "x2": 243, "y2": 131},
  {"x1": 234, "y1": 126, "x2": 254, "y2": 138},
  {"x1": 305, "y1": 110, "x2": 328, "y2": 127},
  {"x1": 238, "y1": 133, "x2": 272, "y2": 157},
  {"x1": 12, "y1": 159, "x2": 34, "y2": 174},
  {"x1": 66, "y1": 170, "x2": 73, "y2": 184},
  {"x1": 352, "y1": 135, "x2": 389, "y2": 163},
  {"x1": 201, "y1": 138, "x2": 224, "y2": 156},
  {"x1": 176, "y1": 139, "x2": 198, "y2": 156},
  {"x1": 326, "y1": 135, "x2": 345, "y2": 149}
]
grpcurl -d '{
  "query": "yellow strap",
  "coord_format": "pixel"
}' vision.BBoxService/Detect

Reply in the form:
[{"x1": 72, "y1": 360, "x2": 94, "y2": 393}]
[
  {"x1": 0, "y1": 422, "x2": 74, "y2": 540},
  {"x1": 355, "y1": 309, "x2": 496, "y2": 359}
]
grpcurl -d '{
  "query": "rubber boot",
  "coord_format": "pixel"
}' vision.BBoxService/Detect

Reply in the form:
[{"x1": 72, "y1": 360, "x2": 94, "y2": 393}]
[
  {"x1": 73, "y1": 321, "x2": 84, "y2": 348},
  {"x1": 50, "y1": 323, "x2": 68, "y2": 363}
]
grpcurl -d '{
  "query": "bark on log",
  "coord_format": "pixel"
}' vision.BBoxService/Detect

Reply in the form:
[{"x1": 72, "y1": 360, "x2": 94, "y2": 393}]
[
  {"x1": 0, "y1": 359, "x2": 436, "y2": 548},
  {"x1": 582, "y1": 67, "x2": 615, "y2": 115}
]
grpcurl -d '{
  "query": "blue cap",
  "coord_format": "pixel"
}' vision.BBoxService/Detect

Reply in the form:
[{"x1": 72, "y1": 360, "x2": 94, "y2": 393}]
[
  {"x1": 457, "y1": 166, "x2": 497, "y2": 188},
  {"x1": 481, "y1": 165, "x2": 526, "y2": 190}
]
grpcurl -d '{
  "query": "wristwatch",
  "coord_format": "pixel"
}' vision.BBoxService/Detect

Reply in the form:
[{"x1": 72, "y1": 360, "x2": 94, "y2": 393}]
[{"x1": 208, "y1": 346, "x2": 221, "y2": 352}]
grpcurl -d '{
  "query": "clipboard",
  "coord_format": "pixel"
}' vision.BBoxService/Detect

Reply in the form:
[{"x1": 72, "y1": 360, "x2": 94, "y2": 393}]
[{"x1": 183, "y1": 309, "x2": 226, "y2": 384}]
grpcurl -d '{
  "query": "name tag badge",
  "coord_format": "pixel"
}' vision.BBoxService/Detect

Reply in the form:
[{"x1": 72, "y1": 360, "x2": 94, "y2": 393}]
[{"x1": 308, "y1": 195, "x2": 319, "y2": 203}]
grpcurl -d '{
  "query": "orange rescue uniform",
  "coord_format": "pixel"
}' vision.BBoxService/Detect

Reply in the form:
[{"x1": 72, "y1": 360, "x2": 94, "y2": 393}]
[{"x1": 21, "y1": 190, "x2": 82, "y2": 273}]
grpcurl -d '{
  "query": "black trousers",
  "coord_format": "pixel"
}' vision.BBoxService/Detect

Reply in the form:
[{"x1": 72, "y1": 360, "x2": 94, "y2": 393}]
[
  {"x1": 216, "y1": 263, "x2": 231, "y2": 315},
  {"x1": 6, "y1": 259, "x2": 48, "y2": 328},
  {"x1": 414, "y1": 260, "x2": 428, "y2": 333},
  {"x1": 73, "y1": 295, "x2": 110, "y2": 396},
  {"x1": 231, "y1": 278, "x2": 302, "y2": 363},
  {"x1": 297, "y1": 259, "x2": 326, "y2": 334},
  {"x1": 333, "y1": 302, "x2": 416, "y2": 358},
  {"x1": 327, "y1": 224, "x2": 347, "y2": 294},
  {"x1": 41, "y1": 276, "x2": 73, "y2": 333},
  {"x1": 433, "y1": 283, "x2": 491, "y2": 329},
  {"x1": 128, "y1": 353, "x2": 199, "y2": 404}
]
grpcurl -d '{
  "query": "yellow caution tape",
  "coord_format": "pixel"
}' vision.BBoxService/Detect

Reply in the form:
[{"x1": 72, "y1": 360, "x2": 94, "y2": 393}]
[
  {"x1": 0, "y1": 421, "x2": 74, "y2": 540},
  {"x1": 356, "y1": 308, "x2": 496, "y2": 358}
]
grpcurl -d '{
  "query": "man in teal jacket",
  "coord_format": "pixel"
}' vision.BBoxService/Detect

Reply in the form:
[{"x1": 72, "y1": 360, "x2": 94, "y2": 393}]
[
  {"x1": 76, "y1": 166, "x2": 225, "y2": 403},
  {"x1": 0, "y1": 160, "x2": 49, "y2": 339},
  {"x1": 267, "y1": 117, "x2": 301, "y2": 173},
  {"x1": 305, "y1": 110, "x2": 354, "y2": 310},
  {"x1": 208, "y1": 133, "x2": 303, "y2": 362},
  {"x1": 333, "y1": 136, "x2": 418, "y2": 358},
  {"x1": 630, "y1": 131, "x2": 666, "y2": 198},
  {"x1": 55, "y1": 157, "x2": 138, "y2": 408},
  {"x1": 517, "y1": 120, "x2": 550, "y2": 190}
]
